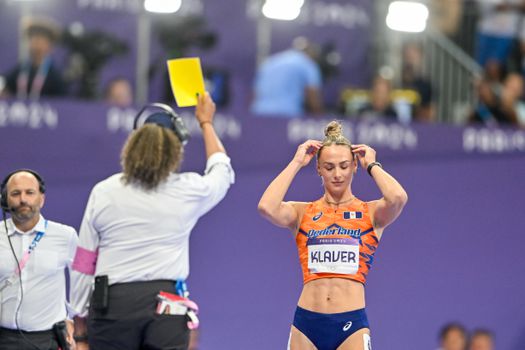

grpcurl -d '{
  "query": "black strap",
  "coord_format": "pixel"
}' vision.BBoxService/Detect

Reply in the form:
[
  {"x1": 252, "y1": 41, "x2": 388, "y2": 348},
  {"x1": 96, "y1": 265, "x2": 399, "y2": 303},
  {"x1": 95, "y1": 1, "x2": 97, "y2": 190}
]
[{"x1": 367, "y1": 162, "x2": 382, "y2": 176}]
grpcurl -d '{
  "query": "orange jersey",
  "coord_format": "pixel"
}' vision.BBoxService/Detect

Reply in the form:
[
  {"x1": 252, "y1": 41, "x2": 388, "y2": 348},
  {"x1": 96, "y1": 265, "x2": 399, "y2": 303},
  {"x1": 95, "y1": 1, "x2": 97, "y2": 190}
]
[{"x1": 296, "y1": 197, "x2": 379, "y2": 284}]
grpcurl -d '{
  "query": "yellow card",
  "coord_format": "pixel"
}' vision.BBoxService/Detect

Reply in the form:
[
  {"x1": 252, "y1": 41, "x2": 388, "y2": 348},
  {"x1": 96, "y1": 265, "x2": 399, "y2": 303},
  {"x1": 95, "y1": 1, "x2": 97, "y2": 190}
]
[{"x1": 166, "y1": 57, "x2": 206, "y2": 107}]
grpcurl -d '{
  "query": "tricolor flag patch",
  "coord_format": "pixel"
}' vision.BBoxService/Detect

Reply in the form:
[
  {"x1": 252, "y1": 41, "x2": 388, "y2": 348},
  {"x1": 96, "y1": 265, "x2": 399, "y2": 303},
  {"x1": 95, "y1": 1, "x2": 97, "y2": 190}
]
[{"x1": 343, "y1": 211, "x2": 362, "y2": 220}]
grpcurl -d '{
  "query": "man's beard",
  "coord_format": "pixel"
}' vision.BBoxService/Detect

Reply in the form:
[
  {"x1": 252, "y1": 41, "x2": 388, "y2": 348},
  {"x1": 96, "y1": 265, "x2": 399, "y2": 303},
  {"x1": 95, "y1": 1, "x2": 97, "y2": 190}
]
[{"x1": 11, "y1": 204, "x2": 38, "y2": 223}]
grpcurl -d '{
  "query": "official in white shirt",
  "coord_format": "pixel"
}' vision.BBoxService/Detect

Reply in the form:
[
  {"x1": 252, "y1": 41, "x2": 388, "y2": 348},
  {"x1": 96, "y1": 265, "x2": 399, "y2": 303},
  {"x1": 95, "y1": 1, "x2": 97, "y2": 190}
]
[
  {"x1": 0, "y1": 169, "x2": 78, "y2": 350},
  {"x1": 71, "y1": 93, "x2": 234, "y2": 350}
]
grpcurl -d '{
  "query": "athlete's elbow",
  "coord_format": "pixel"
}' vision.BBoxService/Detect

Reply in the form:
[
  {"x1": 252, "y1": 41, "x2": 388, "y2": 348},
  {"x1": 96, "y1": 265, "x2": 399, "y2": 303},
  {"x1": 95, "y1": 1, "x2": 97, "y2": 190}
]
[
  {"x1": 257, "y1": 200, "x2": 275, "y2": 217},
  {"x1": 400, "y1": 189, "x2": 408, "y2": 204},
  {"x1": 395, "y1": 189, "x2": 408, "y2": 209},
  {"x1": 387, "y1": 189, "x2": 408, "y2": 209},
  {"x1": 257, "y1": 200, "x2": 271, "y2": 218},
  {"x1": 258, "y1": 199, "x2": 280, "y2": 220}
]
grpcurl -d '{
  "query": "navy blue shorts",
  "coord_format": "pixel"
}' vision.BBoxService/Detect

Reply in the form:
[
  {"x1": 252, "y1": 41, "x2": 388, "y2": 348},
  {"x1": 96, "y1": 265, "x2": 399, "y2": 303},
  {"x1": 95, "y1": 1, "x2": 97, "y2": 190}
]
[{"x1": 292, "y1": 306, "x2": 370, "y2": 350}]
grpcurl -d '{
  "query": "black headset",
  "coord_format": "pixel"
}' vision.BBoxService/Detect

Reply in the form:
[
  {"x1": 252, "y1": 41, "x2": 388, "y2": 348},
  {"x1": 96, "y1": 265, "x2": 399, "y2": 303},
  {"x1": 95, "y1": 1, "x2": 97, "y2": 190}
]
[
  {"x1": 0, "y1": 169, "x2": 46, "y2": 213},
  {"x1": 133, "y1": 103, "x2": 190, "y2": 145}
]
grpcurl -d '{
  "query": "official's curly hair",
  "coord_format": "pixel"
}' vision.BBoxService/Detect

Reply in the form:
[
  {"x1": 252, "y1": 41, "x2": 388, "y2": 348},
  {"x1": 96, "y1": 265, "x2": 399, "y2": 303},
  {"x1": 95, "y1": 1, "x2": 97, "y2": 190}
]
[
  {"x1": 317, "y1": 120, "x2": 352, "y2": 159},
  {"x1": 121, "y1": 124, "x2": 183, "y2": 190}
]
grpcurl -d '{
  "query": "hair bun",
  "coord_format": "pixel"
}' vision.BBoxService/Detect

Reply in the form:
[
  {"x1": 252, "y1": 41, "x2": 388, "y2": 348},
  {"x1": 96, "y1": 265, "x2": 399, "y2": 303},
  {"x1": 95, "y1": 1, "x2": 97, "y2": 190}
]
[{"x1": 324, "y1": 121, "x2": 342, "y2": 138}]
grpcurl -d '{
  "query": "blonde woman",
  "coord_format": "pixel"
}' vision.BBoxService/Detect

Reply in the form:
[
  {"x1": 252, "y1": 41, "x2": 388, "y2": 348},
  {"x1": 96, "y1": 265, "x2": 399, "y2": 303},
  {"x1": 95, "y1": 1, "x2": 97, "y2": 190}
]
[{"x1": 258, "y1": 121, "x2": 407, "y2": 350}]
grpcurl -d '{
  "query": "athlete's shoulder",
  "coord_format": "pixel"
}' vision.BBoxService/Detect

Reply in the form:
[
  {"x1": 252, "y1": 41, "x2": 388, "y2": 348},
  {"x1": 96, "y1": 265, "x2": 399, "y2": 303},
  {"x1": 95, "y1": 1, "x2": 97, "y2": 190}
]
[
  {"x1": 287, "y1": 201, "x2": 310, "y2": 208},
  {"x1": 295, "y1": 198, "x2": 326, "y2": 222},
  {"x1": 288, "y1": 200, "x2": 318, "y2": 214},
  {"x1": 305, "y1": 198, "x2": 324, "y2": 210},
  {"x1": 361, "y1": 198, "x2": 378, "y2": 211},
  {"x1": 350, "y1": 197, "x2": 369, "y2": 210}
]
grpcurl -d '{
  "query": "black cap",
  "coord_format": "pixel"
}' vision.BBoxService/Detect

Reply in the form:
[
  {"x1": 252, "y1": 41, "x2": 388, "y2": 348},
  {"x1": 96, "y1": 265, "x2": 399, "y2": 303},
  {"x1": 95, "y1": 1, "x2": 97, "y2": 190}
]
[{"x1": 144, "y1": 112, "x2": 175, "y2": 132}]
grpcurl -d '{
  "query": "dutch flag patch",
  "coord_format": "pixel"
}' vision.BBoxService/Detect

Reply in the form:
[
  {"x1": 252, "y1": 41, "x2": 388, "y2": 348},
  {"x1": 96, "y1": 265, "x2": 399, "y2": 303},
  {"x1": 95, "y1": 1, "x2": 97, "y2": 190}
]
[{"x1": 343, "y1": 211, "x2": 362, "y2": 220}]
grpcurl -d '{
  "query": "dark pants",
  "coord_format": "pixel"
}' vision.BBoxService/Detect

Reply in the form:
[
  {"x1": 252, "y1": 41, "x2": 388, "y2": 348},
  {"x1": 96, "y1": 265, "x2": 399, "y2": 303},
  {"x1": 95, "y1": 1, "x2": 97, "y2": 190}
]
[
  {"x1": 88, "y1": 280, "x2": 190, "y2": 350},
  {"x1": 0, "y1": 327, "x2": 58, "y2": 350}
]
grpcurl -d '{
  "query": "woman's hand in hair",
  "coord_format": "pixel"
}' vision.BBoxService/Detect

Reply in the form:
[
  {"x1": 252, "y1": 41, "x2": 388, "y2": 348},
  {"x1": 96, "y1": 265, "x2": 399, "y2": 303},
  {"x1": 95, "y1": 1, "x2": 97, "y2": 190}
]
[
  {"x1": 292, "y1": 140, "x2": 323, "y2": 168},
  {"x1": 351, "y1": 144, "x2": 376, "y2": 169}
]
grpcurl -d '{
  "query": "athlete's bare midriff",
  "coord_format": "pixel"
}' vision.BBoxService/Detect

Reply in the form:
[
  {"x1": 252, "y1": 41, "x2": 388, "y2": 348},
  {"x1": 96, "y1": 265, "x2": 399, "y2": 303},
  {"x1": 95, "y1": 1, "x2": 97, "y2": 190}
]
[{"x1": 297, "y1": 277, "x2": 365, "y2": 313}]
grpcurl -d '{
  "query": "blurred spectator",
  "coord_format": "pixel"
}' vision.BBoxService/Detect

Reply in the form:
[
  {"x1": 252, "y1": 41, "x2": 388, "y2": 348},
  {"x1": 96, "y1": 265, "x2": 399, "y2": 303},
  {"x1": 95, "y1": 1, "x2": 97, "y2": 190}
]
[
  {"x1": 500, "y1": 72, "x2": 525, "y2": 125},
  {"x1": 429, "y1": 0, "x2": 463, "y2": 36},
  {"x1": 471, "y1": 59, "x2": 505, "y2": 124},
  {"x1": 469, "y1": 329, "x2": 495, "y2": 350},
  {"x1": 401, "y1": 42, "x2": 436, "y2": 122},
  {"x1": 471, "y1": 61, "x2": 523, "y2": 126},
  {"x1": 475, "y1": 0, "x2": 524, "y2": 68},
  {"x1": 357, "y1": 76, "x2": 398, "y2": 120},
  {"x1": 251, "y1": 37, "x2": 323, "y2": 118},
  {"x1": 516, "y1": 11, "x2": 525, "y2": 74},
  {"x1": 104, "y1": 77, "x2": 134, "y2": 107},
  {"x1": 2, "y1": 16, "x2": 66, "y2": 99},
  {"x1": 0, "y1": 76, "x2": 5, "y2": 96},
  {"x1": 438, "y1": 322, "x2": 468, "y2": 350}
]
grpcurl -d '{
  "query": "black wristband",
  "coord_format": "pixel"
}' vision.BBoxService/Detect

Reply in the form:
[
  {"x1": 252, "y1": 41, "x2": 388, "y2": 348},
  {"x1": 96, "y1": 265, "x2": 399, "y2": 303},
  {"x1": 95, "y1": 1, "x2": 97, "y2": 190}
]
[
  {"x1": 74, "y1": 335, "x2": 88, "y2": 342},
  {"x1": 367, "y1": 161, "x2": 382, "y2": 176}
]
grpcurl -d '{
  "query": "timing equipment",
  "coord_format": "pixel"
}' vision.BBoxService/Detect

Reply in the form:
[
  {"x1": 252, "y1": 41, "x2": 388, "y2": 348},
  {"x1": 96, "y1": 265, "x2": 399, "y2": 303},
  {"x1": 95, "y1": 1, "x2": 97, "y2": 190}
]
[{"x1": 133, "y1": 103, "x2": 190, "y2": 145}]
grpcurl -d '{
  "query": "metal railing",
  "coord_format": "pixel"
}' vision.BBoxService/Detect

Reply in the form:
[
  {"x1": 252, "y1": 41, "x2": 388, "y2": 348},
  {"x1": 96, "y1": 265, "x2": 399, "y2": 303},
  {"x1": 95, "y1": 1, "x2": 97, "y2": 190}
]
[
  {"x1": 422, "y1": 29, "x2": 483, "y2": 124},
  {"x1": 372, "y1": 0, "x2": 483, "y2": 124}
]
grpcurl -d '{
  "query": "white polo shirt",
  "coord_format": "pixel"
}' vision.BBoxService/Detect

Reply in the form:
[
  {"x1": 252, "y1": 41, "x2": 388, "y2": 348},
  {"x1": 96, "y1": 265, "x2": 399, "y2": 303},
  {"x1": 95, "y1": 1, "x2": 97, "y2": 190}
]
[
  {"x1": 0, "y1": 215, "x2": 78, "y2": 331},
  {"x1": 71, "y1": 151, "x2": 234, "y2": 317}
]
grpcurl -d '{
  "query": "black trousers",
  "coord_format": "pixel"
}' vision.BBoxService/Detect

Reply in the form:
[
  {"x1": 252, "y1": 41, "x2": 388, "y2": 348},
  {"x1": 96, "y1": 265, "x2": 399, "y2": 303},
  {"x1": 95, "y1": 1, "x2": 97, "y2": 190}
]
[
  {"x1": 0, "y1": 327, "x2": 58, "y2": 350},
  {"x1": 88, "y1": 280, "x2": 190, "y2": 350}
]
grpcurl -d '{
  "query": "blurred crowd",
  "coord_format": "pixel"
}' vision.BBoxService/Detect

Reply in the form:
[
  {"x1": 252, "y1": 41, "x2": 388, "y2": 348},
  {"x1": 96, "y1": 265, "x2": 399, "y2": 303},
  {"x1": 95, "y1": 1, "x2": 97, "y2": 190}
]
[
  {"x1": 338, "y1": 0, "x2": 525, "y2": 128},
  {"x1": 4, "y1": 1, "x2": 525, "y2": 129},
  {"x1": 338, "y1": 41, "x2": 434, "y2": 124},
  {"x1": 0, "y1": 16, "x2": 134, "y2": 108},
  {"x1": 469, "y1": 0, "x2": 525, "y2": 127},
  {"x1": 438, "y1": 323, "x2": 495, "y2": 350}
]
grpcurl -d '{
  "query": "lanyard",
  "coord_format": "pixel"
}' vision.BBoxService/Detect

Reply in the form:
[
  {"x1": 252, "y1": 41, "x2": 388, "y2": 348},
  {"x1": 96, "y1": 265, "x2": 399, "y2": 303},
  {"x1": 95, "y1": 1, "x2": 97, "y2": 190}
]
[
  {"x1": 16, "y1": 56, "x2": 52, "y2": 100},
  {"x1": 15, "y1": 220, "x2": 48, "y2": 274},
  {"x1": 175, "y1": 279, "x2": 189, "y2": 298},
  {"x1": 0, "y1": 220, "x2": 48, "y2": 292}
]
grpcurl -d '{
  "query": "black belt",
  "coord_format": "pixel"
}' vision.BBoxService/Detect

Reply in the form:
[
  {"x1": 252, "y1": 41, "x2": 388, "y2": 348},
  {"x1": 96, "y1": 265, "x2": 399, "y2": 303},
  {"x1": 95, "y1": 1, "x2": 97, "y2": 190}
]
[
  {"x1": 0, "y1": 326, "x2": 54, "y2": 335},
  {"x1": 109, "y1": 279, "x2": 176, "y2": 290}
]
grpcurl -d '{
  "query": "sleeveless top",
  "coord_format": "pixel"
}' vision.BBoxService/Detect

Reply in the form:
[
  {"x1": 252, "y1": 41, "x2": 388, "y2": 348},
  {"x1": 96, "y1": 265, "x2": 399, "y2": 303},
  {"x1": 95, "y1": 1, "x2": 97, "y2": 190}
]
[{"x1": 295, "y1": 197, "x2": 379, "y2": 284}]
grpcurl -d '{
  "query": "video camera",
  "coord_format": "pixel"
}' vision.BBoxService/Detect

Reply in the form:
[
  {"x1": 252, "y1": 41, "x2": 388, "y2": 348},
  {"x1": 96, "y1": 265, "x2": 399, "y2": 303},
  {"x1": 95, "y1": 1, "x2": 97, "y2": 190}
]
[{"x1": 62, "y1": 22, "x2": 129, "y2": 99}]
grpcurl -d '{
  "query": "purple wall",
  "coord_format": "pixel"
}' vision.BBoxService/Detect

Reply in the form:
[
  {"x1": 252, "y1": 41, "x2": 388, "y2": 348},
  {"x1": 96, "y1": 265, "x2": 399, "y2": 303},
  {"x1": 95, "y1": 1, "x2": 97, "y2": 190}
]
[{"x1": 0, "y1": 99, "x2": 524, "y2": 349}]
